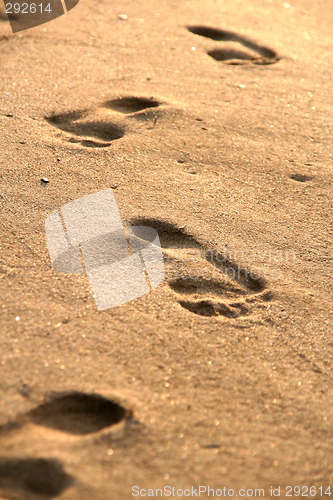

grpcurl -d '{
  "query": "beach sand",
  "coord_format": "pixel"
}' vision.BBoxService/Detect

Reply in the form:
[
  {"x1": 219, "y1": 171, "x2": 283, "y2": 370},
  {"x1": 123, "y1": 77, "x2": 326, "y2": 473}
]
[{"x1": 0, "y1": 0, "x2": 332, "y2": 498}]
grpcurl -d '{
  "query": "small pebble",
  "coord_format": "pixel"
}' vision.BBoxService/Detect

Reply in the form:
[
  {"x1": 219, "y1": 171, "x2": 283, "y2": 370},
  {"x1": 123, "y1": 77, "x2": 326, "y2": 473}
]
[
  {"x1": 188, "y1": 169, "x2": 197, "y2": 174},
  {"x1": 41, "y1": 177, "x2": 49, "y2": 184},
  {"x1": 118, "y1": 14, "x2": 128, "y2": 20},
  {"x1": 110, "y1": 184, "x2": 118, "y2": 189},
  {"x1": 20, "y1": 384, "x2": 31, "y2": 398}
]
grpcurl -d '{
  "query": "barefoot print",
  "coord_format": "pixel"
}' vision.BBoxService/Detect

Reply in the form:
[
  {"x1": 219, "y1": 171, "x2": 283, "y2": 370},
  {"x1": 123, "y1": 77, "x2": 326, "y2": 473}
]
[
  {"x1": 45, "y1": 96, "x2": 162, "y2": 147},
  {"x1": 129, "y1": 218, "x2": 273, "y2": 320},
  {"x1": 0, "y1": 391, "x2": 131, "y2": 435},
  {"x1": 187, "y1": 25, "x2": 280, "y2": 65}
]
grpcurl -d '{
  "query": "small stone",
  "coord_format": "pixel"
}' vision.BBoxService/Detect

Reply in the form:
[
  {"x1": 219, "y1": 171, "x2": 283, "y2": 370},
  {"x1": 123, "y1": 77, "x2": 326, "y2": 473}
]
[
  {"x1": 118, "y1": 14, "x2": 128, "y2": 20},
  {"x1": 188, "y1": 169, "x2": 197, "y2": 174},
  {"x1": 20, "y1": 384, "x2": 32, "y2": 398},
  {"x1": 41, "y1": 177, "x2": 49, "y2": 184},
  {"x1": 57, "y1": 158, "x2": 61, "y2": 162},
  {"x1": 110, "y1": 184, "x2": 118, "y2": 189}
]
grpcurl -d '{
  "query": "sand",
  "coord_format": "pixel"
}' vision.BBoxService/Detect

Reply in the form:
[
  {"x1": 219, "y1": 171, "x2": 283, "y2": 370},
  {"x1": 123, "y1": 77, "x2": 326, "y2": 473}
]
[{"x1": 0, "y1": 0, "x2": 332, "y2": 498}]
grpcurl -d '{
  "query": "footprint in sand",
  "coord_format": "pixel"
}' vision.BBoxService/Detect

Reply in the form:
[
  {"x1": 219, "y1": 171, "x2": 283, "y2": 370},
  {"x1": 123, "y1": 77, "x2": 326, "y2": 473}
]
[
  {"x1": 129, "y1": 218, "x2": 273, "y2": 320},
  {"x1": 45, "y1": 109, "x2": 125, "y2": 148},
  {"x1": 26, "y1": 392, "x2": 129, "y2": 435},
  {"x1": 0, "y1": 391, "x2": 131, "y2": 435},
  {"x1": 45, "y1": 96, "x2": 162, "y2": 148},
  {"x1": 187, "y1": 25, "x2": 280, "y2": 65},
  {"x1": 0, "y1": 457, "x2": 73, "y2": 499}
]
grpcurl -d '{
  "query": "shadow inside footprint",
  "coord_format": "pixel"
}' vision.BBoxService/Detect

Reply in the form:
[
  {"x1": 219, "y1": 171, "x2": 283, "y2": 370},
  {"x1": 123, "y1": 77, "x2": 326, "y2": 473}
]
[
  {"x1": 179, "y1": 300, "x2": 249, "y2": 318},
  {"x1": 0, "y1": 458, "x2": 73, "y2": 498},
  {"x1": 104, "y1": 96, "x2": 160, "y2": 114},
  {"x1": 208, "y1": 48, "x2": 253, "y2": 62},
  {"x1": 179, "y1": 300, "x2": 217, "y2": 317},
  {"x1": 27, "y1": 392, "x2": 127, "y2": 435},
  {"x1": 290, "y1": 174, "x2": 313, "y2": 183},
  {"x1": 187, "y1": 25, "x2": 279, "y2": 63},
  {"x1": 169, "y1": 277, "x2": 246, "y2": 297},
  {"x1": 129, "y1": 218, "x2": 199, "y2": 248},
  {"x1": 46, "y1": 110, "x2": 85, "y2": 124},
  {"x1": 45, "y1": 111, "x2": 125, "y2": 147}
]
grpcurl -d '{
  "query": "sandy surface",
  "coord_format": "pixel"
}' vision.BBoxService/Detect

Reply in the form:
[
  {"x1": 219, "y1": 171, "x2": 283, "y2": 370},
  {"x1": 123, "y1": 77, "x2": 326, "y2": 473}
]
[{"x1": 0, "y1": 0, "x2": 333, "y2": 498}]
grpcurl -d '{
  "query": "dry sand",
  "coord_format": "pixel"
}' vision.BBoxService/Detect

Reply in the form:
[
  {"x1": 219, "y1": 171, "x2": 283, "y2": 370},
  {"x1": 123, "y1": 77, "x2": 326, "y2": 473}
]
[{"x1": 0, "y1": 0, "x2": 333, "y2": 498}]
